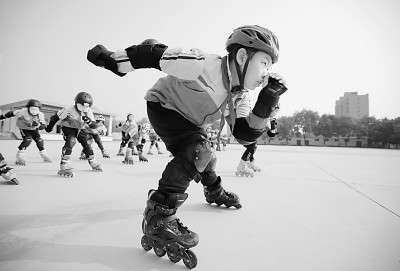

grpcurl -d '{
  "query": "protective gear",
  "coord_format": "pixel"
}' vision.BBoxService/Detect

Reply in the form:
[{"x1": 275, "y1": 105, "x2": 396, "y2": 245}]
[
  {"x1": 191, "y1": 141, "x2": 213, "y2": 173},
  {"x1": 28, "y1": 107, "x2": 40, "y2": 116},
  {"x1": 87, "y1": 44, "x2": 127, "y2": 77},
  {"x1": 76, "y1": 103, "x2": 90, "y2": 113},
  {"x1": 125, "y1": 41, "x2": 168, "y2": 70},
  {"x1": 252, "y1": 78, "x2": 287, "y2": 119},
  {"x1": 95, "y1": 115, "x2": 105, "y2": 123},
  {"x1": 140, "y1": 123, "x2": 151, "y2": 134},
  {"x1": 75, "y1": 92, "x2": 93, "y2": 107},
  {"x1": 82, "y1": 115, "x2": 91, "y2": 124},
  {"x1": 46, "y1": 114, "x2": 60, "y2": 132},
  {"x1": 226, "y1": 25, "x2": 279, "y2": 64},
  {"x1": 140, "y1": 39, "x2": 159, "y2": 45},
  {"x1": 26, "y1": 99, "x2": 42, "y2": 109}
]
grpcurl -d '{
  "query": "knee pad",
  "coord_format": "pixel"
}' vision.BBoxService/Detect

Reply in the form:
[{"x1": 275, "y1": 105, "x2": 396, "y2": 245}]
[
  {"x1": 63, "y1": 136, "x2": 76, "y2": 154},
  {"x1": 128, "y1": 141, "x2": 135, "y2": 149},
  {"x1": 19, "y1": 137, "x2": 33, "y2": 149},
  {"x1": 188, "y1": 140, "x2": 213, "y2": 173},
  {"x1": 35, "y1": 137, "x2": 44, "y2": 150}
]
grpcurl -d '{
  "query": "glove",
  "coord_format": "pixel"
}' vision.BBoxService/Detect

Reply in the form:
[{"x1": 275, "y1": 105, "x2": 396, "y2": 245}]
[
  {"x1": 87, "y1": 44, "x2": 126, "y2": 77},
  {"x1": 0, "y1": 115, "x2": 5, "y2": 120},
  {"x1": 252, "y1": 78, "x2": 287, "y2": 119},
  {"x1": 45, "y1": 126, "x2": 53, "y2": 133},
  {"x1": 82, "y1": 116, "x2": 91, "y2": 124}
]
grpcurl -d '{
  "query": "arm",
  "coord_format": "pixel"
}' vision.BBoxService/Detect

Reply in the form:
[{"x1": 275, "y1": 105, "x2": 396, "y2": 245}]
[
  {"x1": 0, "y1": 110, "x2": 15, "y2": 120},
  {"x1": 87, "y1": 39, "x2": 168, "y2": 76},
  {"x1": 45, "y1": 114, "x2": 60, "y2": 132}
]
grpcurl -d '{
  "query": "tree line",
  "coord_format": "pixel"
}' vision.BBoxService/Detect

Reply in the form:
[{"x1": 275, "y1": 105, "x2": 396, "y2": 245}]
[{"x1": 273, "y1": 109, "x2": 400, "y2": 148}]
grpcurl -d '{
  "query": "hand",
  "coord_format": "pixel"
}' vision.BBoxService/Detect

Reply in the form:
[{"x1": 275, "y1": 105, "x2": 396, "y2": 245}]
[
  {"x1": 262, "y1": 72, "x2": 286, "y2": 88},
  {"x1": 45, "y1": 126, "x2": 53, "y2": 133},
  {"x1": 82, "y1": 116, "x2": 91, "y2": 124}
]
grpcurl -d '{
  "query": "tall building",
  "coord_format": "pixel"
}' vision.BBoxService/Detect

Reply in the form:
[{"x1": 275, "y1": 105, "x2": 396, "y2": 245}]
[{"x1": 335, "y1": 92, "x2": 369, "y2": 119}]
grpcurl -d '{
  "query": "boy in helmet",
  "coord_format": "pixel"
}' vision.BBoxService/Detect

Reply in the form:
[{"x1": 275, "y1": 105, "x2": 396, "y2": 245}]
[
  {"x1": 122, "y1": 123, "x2": 150, "y2": 164},
  {"x1": 0, "y1": 99, "x2": 52, "y2": 165},
  {"x1": 46, "y1": 92, "x2": 103, "y2": 177},
  {"x1": 117, "y1": 113, "x2": 138, "y2": 156},
  {"x1": 0, "y1": 152, "x2": 19, "y2": 185},
  {"x1": 79, "y1": 115, "x2": 110, "y2": 159},
  {"x1": 87, "y1": 25, "x2": 286, "y2": 264},
  {"x1": 147, "y1": 128, "x2": 163, "y2": 155}
]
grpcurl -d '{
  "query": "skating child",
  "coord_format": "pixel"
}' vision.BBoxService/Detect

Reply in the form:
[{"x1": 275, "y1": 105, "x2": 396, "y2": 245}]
[
  {"x1": 147, "y1": 128, "x2": 163, "y2": 155},
  {"x1": 122, "y1": 123, "x2": 150, "y2": 164},
  {"x1": 0, "y1": 99, "x2": 52, "y2": 165},
  {"x1": 117, "y1": 113, "x2": 138, "y2": 156},
  {"x1": 87, "y1": 25, "x2": 286, "y2": 267},
  {"x1": 220, "y1": 134, "x2": 228, "y2": 151},
  {"x1": 0, "y1": 152, "x2": 19, "y2": 185},
  {"x1": 79, "y1": 115, "x2": 110, "y2": 159},
  {"x1": 45, "y1": 92, "x2": 103, "y2": 177}
]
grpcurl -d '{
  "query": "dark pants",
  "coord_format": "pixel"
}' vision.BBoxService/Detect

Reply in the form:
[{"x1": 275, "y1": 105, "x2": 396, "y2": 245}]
[
  {"x1": 241, "y1": 142, "x2": 257, "y2": 162},
  {"x1": 147, "y1": 102, "x2": 218, "y2": 199},
  {"x1": 18, "y1": 129, "x2": 44, "y2": 151},
  {"x1": 62, "y1": 127, "x2": 94, "y2": 157}
]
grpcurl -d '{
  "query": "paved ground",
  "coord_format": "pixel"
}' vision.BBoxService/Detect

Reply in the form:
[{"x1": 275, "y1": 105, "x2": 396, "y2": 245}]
[{"x1": 0, "y1": 140, "x2": 399, "y2": 271}]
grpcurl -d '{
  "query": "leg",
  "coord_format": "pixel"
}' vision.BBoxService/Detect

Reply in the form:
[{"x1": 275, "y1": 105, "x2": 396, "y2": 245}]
[
  {"x1": 78, "y1": 131, "x2": 102, "y2": 171},
  {"x1": 15, "y1": 130, "x2": 33, "y2": 165},
  {"x1": 243, "y1": 142, "x2": 261, "y2": 172},
  {"x1": 58, "y1": 127, "x2": 78, "y2": 177},
  {"x1": 32, "y1": 131, "x2": 52, "y2": 163},
  {"x1": 122, "y1": 141, "x2": 135, "y2": 164}
]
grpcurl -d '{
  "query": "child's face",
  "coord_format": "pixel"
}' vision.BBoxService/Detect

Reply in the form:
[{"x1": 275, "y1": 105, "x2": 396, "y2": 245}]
[{"x1": 244, "y1": 51, "x2": 272, "y2": 90}]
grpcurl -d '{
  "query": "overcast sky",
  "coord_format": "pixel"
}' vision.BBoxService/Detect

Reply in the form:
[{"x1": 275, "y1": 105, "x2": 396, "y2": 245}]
[{"x1": 1, "y1": 0, "x2": 399, "y2": 121}]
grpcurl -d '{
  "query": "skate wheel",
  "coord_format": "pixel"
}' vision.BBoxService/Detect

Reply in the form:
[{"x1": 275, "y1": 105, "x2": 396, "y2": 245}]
[
  {"x1": 167, "y1": 251, "x2": 181, "y2": 263},
  {"x1": 183, "y1": 249, "x2": 197, "y2": 269},
  {"x1": 154, "y1": 246, "x2": 166, "y2": 257},
  {"x1": 141, "y1": 235, "x2": 152, "y2": 251},
  {"x1": 93, "y1": 168, "x2": 103, "y2": 172}
]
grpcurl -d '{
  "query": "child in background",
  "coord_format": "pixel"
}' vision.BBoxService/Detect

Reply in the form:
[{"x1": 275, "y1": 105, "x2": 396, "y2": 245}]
[
  {"x1": 0, "y1": 152, "x2": 19, "y2": 185},
  {"x1": 147, "y1": 128, "x2": 163, "y2": 155},
  {"x1": 46, "y1": 92, "x2": 103, "y2": 177},
  {"x1": 79, "y1": 115, "x2": 110, "y2": 159},
  {"x1": 117, "y1": 113, "x2": 138, "y2": 156},
  {"x1": 0, "y1": 99, "x2": 52, "y2": 165}
]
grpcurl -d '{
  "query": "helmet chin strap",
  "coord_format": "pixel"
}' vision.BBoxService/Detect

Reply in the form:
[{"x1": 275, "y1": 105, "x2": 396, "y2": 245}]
[{"x1": 231, "y1": 50, "x2": 255, "y2": 93}]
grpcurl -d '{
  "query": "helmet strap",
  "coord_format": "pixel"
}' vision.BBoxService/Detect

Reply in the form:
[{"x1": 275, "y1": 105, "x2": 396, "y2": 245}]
[{"x1": 232, "y1": 49, "x2": 255, "y2": 93}]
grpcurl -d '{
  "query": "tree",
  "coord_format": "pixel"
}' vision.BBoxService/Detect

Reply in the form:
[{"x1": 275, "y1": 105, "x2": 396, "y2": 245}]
[
  {"x1": 334, "y1": 116, "x2": 356, "y2": 146},
  {"x1": 314, "y1": 114, "x2": 334, "y2": 145},
  {"x1": 276, "y1": 116, "x2": 295, "y2": 144},
  {"x1": 292, "y1": 109, "x2": 320, "y2": 141}
]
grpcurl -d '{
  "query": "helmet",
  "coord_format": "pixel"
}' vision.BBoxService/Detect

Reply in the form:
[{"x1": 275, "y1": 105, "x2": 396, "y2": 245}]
[
  {"x1": 74, "y1": 92, "x2": 93, "y2": 107},
  {"x1": 226, "y1": 25, "x2": 279, "y2": 64},
  {"x1": 95, "y1": 115, "x2": 105, "y2": 122},
  {"x1": 126, "y1": 113, "x2": 134, "y2": 121},
  {"x1": 141, "y1": 123, "x2": 150, "y2": 134},
  {"x1": 149, "y1": 128, "x2": 155, "y2": 134},
  {"x1": 26, "y1": 99, "x2": 42, "y2": 109},
  {"x1": 140, "y1": 39, "x2": 158, "y2": 45}
]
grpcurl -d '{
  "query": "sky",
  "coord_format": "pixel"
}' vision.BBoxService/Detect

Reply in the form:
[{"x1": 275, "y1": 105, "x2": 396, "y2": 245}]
[{"x1": 1, "y1": 0, "x2": 400, "y2": 121}]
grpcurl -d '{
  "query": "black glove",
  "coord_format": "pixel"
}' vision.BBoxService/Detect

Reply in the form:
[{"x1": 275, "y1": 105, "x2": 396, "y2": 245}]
[
  {"x1": 252, "y1": 78, "x2": 287, "y2": 119},
  {"x1": 87, "y1": 44, "x2": 126, "y2": 77},
  {"x1": 82, "y1": 116, "x2": 91, "y2": 124}
]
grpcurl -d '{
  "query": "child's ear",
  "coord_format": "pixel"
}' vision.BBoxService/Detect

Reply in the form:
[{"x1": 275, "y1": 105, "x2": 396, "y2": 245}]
[{"x1": 236, "y1": 48, "x2": 248, "y2": 65}]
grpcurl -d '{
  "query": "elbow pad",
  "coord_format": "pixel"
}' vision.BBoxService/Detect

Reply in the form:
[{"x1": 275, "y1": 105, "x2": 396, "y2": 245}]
[
  {"x1": 125, "y1": 42, "x2": 168, "y2": 70},
  {"x1": 232, "y1": 118, "x2": 263, "y2": 143},
  {"x1": 0, "y1": 111, "x2": 15, "y2": 120}
]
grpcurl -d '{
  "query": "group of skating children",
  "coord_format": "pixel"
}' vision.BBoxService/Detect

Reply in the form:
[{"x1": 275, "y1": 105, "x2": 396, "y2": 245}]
[{"x1": 0, "y1": 95, "x2": 166, "y2": 182}]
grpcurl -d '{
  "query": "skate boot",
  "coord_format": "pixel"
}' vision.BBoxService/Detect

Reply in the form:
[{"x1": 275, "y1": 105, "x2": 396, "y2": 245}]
[
  {"x1": 157, "y1": 147, "x2": 163, "y2": 155},
  {"x1": 101, "y1": 149, "x2": 110, "y2": 158},
  {"x1": 122, "y1": 150, "x2": 134, "y2": 165},
  {"x1": 138, "y1": 151, "x2": 148, "y2": 162},
  {"x1": 133, "y1": 148, "x2": 139, "y2": 156},
  {"x1": 15, "y1": 150, "x2": 26, "y2": 166},
  {"x1": 0, "y1": 162, "x2": 19, "y2": 185},
  {"x1": 147, "y1": 146, "x2": 154, "y2": 155},
  {"x1": 40, "y1": 150, "x2": 52, "y2": 163},
  {"x1": 204, "y1": 177, "x2": 242, "y2": 209},
  {"x1": 235, "y1": 159, "x2": 254, "y2": 177},
  {"x1": 88, "y1": 155, "x2": 103, "y2": 172},
  {"x1": 117, "y1": 147, "x2": 125, "y2": 156},
  {"x1": 58, "y1": 155, "x2": 74, "y2": 177},
  {"x1": 246, "y1": 159, "x2": 261, "y2": 172},
  {"x1": 79, "y1": 150, "x2": 87, "y2": 160},
  {"x1": 141, "y1": 190, "x2": 199, "y2": 269}
]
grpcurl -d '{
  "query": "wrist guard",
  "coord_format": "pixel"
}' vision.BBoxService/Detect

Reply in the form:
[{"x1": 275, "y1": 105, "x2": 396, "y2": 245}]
[
  {"x1": 252, "y1": 78, "x2": 287, "y2": 118},
  {"x1": 87, "y1": 44, "x2": 126, "y2": 77}
]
